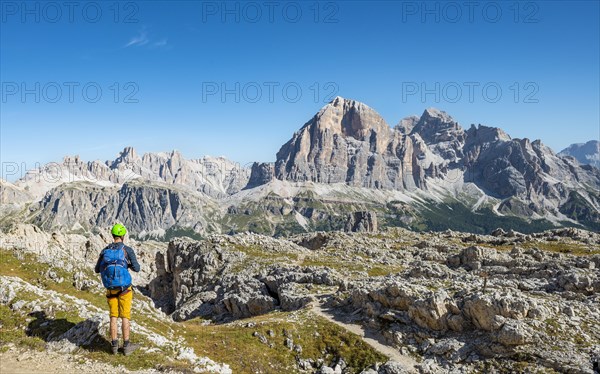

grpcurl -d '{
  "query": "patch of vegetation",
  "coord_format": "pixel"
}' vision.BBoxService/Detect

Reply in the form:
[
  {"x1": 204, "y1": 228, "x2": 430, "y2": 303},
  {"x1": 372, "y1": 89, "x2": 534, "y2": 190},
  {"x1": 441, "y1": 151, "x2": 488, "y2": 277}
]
[
  {"x1": 162, "y1": 227, "x2": 205, "y2": 242},
  {"x1": 181, "y1": 310, "x2": 386, "y2": 373},
  {"x1": 544, "y1": 318, "x2": 561, "y2": 337},
  {"x1": 301, "y1": 255, "x2": 365, "y2": 275},
  {"x1": 309, "y1": 215, "x2": 347, "y2": 234},
  {"x1": 418, "y1": 202, "x2": 557, "y2": 234},
  {"x1": 0, "y1": 249, "x2": 106, "y2": 309},
  {"x1": 384, "y1": 199, "x2": 564, "y2": 234},
  {"x1": 273, "y1": 220, "x2": 308, "y2": 237},
  {"x1": 559, "y1": 191, "x2": 600, "y2": 232},
  {"x1": 450, "y1": 235, "x2": 600, "y2": 257},
  {"x1": 367, "y1": 265, "x2": 404, "y2": 277},
  {"x1": 521, "y1": 242, "x2": 600, "y2": 256},
  {"x1": 0, "y1": 304, "x2": 46, "y2": 350},
  {"x1": 230, "y1": 244, "x2": 300, "y2": 273}
]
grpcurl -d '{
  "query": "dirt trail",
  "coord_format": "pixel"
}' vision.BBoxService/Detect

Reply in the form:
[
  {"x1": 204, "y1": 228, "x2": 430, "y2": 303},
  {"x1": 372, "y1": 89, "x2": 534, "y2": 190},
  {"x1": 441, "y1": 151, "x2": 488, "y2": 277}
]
[
  {"x1": 309, "y1": 301, "x2": 418, "y2": 372},
  {"x1": 0, "y1": 346, "x2": 157, "y2": 374}
]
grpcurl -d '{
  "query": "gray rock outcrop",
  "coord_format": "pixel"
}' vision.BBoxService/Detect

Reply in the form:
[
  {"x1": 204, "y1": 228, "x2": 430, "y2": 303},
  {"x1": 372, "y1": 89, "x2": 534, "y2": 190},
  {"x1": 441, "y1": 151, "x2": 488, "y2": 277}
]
[
  {"x1": 344, "y1": 211, "x2": 378, "y2": 232},
  {"x1": 559, "y1": 140, "x2": 600, "y2": 169}
]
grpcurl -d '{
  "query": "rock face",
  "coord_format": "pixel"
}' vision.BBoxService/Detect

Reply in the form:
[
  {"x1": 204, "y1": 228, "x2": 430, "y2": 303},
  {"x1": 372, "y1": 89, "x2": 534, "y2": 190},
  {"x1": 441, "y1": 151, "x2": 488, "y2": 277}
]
[
  {"x1": 14, "y1": 148, "x2": 250, "y2": 200},
  {"x1": 150, "y1": 234, "x2": 343, "y2": 321},
  {"x1": 344, "y1": 211, "x2": 378, "y2": 232},
  {"x1": 559, "y1": 140, "x2": 600, "y2": 169},
  {"x1": 0, "y1": 179, "x2": 32, "y2": 221},
  {"x1": 274, "y1": 97, "x2": 430, "y2": 190},
  {"x1": 271, "y1": 96, "x2": 600, "y2": 224},
  {"x1": 4, "y1": 97, "x2": 600, "y2": 235},
  {"x1": 464, "y1": 134, "x2": 599, "y2": 208},
  {"x1": 245, "y1": 162, "x2": 275, "y2": 189},
  {"x1": 32, "y1": 181, "x2": 217, "y2": 236},
  {"x1": 0, "y1": 179, "x2": 32, "y2": 205}
]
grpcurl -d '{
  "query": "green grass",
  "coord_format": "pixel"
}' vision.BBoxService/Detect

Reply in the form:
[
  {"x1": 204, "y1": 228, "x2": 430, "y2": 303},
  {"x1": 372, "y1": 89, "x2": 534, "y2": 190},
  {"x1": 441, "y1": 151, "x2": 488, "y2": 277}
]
[
  {"x1": 162, "y1": 227, "x2": 204, "y2": 242},
  {"x1": 559, "y1": 191, "x2": 600, "y2": 232},
  {"x1": 301, "y1": 256, "x2": 365, "y2": 274},
  {"x1": 0, "y1": 247, "x2": 388, "y2": 373},
  {"x1": 0, "y1": 304, "x2": 45, "y2": 349},
  {"x1": 367, "y1": 265, "x2": 404, "y2": 277},
  {"x1": 229, "y1": 244, "x2": 300, "y2": 273},
  {"x1": 0, "y1": 248, "x2": 195, "y2": 372},
  {"x1": 544, "y1": 318, "x2": 561, "y2": 338},
  {"x1": 0, "y1": 249, "x2": 107, "y2": 309},
  {"x1": 471, "y1": 240, "x2": 600, "y2": 257},
  {"x1": 521, "y1": 241, "x2": 600, "y2": 256},
  {"x1": 181, "y1": 310, "x2": 386, "y2": 373}
]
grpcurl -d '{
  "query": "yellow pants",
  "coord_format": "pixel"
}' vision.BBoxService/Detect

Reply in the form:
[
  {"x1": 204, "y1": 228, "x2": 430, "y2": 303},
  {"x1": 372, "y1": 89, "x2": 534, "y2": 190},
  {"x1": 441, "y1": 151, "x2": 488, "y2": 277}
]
[{"x1": 106, "y1": 286, "x2": 133, "y2": 320}]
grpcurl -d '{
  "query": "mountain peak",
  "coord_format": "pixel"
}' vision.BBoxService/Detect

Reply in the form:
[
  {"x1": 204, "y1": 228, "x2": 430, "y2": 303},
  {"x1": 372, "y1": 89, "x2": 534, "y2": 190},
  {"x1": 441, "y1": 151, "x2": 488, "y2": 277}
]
[
  {"x1": 421, "y1": 107, "x2": 455, "y2": 123},
  {"x1": 121, "y1": 146, "x2": 138, "y2": 158},
  {"x1": 322, "y1": 96, "x2": 376, "y2": 115},
  {"x1": 396, "y1": 115, "x2": 420, "y2": 134},
  {"x1": 411, "y1": 107, "x2": 463, "y2": 146},
  {"x1": 313, "y1": 96, "x2": 389, "y2": 141},
  {"x1": 111, "y1": 146, "x2": 140, "y2": 168},
  {"x1": 467, "y1": 124, "x2": 511, "y2": 143},
  {"x1": 63, "y1": 155, "x2": 82, "y2": 164},
  {"x1": 559, "y1": 140, "x2": 600, "y2": 168},
  {"x1": 328, "y1": 95, "x2": 356, "y2": 105}
]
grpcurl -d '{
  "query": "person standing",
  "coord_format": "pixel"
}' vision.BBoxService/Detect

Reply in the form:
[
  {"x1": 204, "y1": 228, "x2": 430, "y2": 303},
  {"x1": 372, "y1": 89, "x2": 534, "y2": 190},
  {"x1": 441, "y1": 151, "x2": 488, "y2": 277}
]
[{"x1": 95, "y1": 223, "x2": 141, "y2": 355}]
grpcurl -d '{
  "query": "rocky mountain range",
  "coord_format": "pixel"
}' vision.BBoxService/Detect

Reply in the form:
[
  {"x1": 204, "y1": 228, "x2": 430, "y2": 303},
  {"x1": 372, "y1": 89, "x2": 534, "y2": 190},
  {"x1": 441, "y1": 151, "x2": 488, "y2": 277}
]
[
  {"x1": 1, "y1": 97, "x2": 600, "y2": 373},
  {"x1": 1, "y1": 97, "x2": 599, "y2": 236},
  {"x1": 559, "y1": 140, "x2": 600, "y2": 169}
]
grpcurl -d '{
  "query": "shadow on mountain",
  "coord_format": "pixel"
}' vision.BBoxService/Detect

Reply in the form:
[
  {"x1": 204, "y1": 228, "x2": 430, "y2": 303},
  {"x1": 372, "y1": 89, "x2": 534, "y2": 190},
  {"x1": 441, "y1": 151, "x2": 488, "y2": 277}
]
[{"x1": 26, "y1": 311, "x2": 112, "y2": 353}]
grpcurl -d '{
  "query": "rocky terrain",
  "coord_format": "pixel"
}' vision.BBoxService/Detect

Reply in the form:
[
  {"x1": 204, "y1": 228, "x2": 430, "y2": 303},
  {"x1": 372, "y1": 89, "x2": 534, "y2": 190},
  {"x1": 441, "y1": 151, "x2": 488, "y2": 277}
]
[
  {"x1": 1, "y1": 97, "x2": 599, "y2": 238},
  {"x1": 1, "y1": 224, "x2": 599, "y2": 373},
  {"x1": 560, "y1": 140, "x2": 600, "y2": 169},
  {"x1": 265, "y1": 97, "x2": 600, "y2": 227},
  {"x1": 2, "y1": 97, "x2": 599, "y2": 372}
]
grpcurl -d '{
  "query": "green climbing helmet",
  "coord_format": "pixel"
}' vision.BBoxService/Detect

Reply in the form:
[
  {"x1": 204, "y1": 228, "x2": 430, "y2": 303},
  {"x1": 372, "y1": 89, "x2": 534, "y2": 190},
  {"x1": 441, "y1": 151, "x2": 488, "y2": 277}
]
[{"x1": 111, "y1": 223, "x2": 127, "y2": 237}]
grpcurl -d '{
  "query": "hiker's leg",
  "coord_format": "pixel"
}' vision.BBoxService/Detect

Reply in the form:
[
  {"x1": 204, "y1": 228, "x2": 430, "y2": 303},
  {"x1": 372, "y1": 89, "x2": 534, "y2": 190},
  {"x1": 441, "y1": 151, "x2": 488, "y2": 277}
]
[
  {"x1": 119, "y1": 287, "x2": 133, "y2": 344},
  {"x1": 110, "y1": 317, "x2": 118, "y2": 341},
  {"x1": 122, "y1": 317, "x2": 130, "y2": 341},
  {"x1": 107, "y1": 291, "x2": 119, "y2": 343}
]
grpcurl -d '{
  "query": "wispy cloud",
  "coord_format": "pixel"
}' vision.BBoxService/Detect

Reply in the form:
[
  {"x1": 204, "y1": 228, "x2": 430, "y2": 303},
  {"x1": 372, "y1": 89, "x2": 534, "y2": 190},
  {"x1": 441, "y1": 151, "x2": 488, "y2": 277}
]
[
  {"x1": 124, "y1": 27, "x2": 168, "y2": 49},
  {"x1": 125, "y1": 31, "x2": 149, "y2": 47}
]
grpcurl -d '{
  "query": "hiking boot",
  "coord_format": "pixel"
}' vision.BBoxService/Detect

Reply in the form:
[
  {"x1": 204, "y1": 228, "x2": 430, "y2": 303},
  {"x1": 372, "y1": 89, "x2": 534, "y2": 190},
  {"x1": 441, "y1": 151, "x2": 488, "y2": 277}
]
[
  {"x1": 111, "y1": 344, "x2": 119, "y2": 355},
  {"x1": 123, "y1": 343, "x2": 140, "y2": 356}
]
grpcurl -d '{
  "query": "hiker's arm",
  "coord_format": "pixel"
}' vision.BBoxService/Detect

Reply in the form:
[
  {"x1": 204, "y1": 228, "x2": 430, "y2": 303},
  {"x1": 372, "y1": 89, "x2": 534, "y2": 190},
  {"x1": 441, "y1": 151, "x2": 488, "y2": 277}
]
[
  {"x1": 126, "y1": 247, "x2": 141, "y2": 272},
  {"x1": 94, "y1": 252, "x2": 103, "y2": 273}
]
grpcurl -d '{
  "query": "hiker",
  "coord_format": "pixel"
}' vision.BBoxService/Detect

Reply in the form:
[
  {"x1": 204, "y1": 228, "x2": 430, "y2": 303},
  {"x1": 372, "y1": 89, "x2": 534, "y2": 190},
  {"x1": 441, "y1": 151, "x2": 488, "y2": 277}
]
[{"x1": 94, "y1": 223, "x2": 141, "y2": 355}]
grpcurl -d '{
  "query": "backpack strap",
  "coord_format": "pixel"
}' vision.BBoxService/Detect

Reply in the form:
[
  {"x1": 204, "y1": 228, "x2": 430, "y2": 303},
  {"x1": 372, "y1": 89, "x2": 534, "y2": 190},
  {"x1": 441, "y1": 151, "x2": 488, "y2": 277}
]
[
  {"x1": 119, "y1": 242, "x2": 130, "y2": 265},
  {"x1": 117, "y1": 242, "x2": 127, "y2": 256}
]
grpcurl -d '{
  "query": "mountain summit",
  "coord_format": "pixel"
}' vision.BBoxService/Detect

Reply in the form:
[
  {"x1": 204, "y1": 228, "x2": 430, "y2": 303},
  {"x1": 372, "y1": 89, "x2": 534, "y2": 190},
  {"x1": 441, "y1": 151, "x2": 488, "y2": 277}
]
[
  {"x1": 559, "y1": 140, "x2": 600, "y2": 169},
  {"x1": 2, "y1": 97, "x2": 599, "y2": 235},
  {"x1": 265, "y1": 96, "x2": 600, "y2": 226}
]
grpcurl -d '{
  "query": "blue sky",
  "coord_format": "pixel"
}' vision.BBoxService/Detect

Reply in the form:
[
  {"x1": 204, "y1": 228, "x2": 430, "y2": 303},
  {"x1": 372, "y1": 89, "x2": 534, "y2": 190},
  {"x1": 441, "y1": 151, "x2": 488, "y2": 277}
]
[{"x1": 1, "y1": 0, "x2": 599, "y2": 181}]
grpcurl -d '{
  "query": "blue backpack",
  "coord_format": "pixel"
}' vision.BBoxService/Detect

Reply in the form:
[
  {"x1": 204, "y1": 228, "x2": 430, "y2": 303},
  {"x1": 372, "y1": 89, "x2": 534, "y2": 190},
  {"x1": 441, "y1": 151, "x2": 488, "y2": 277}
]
[{"x1": 100, "y1": 243, "x2": 132, "y2": 290}]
